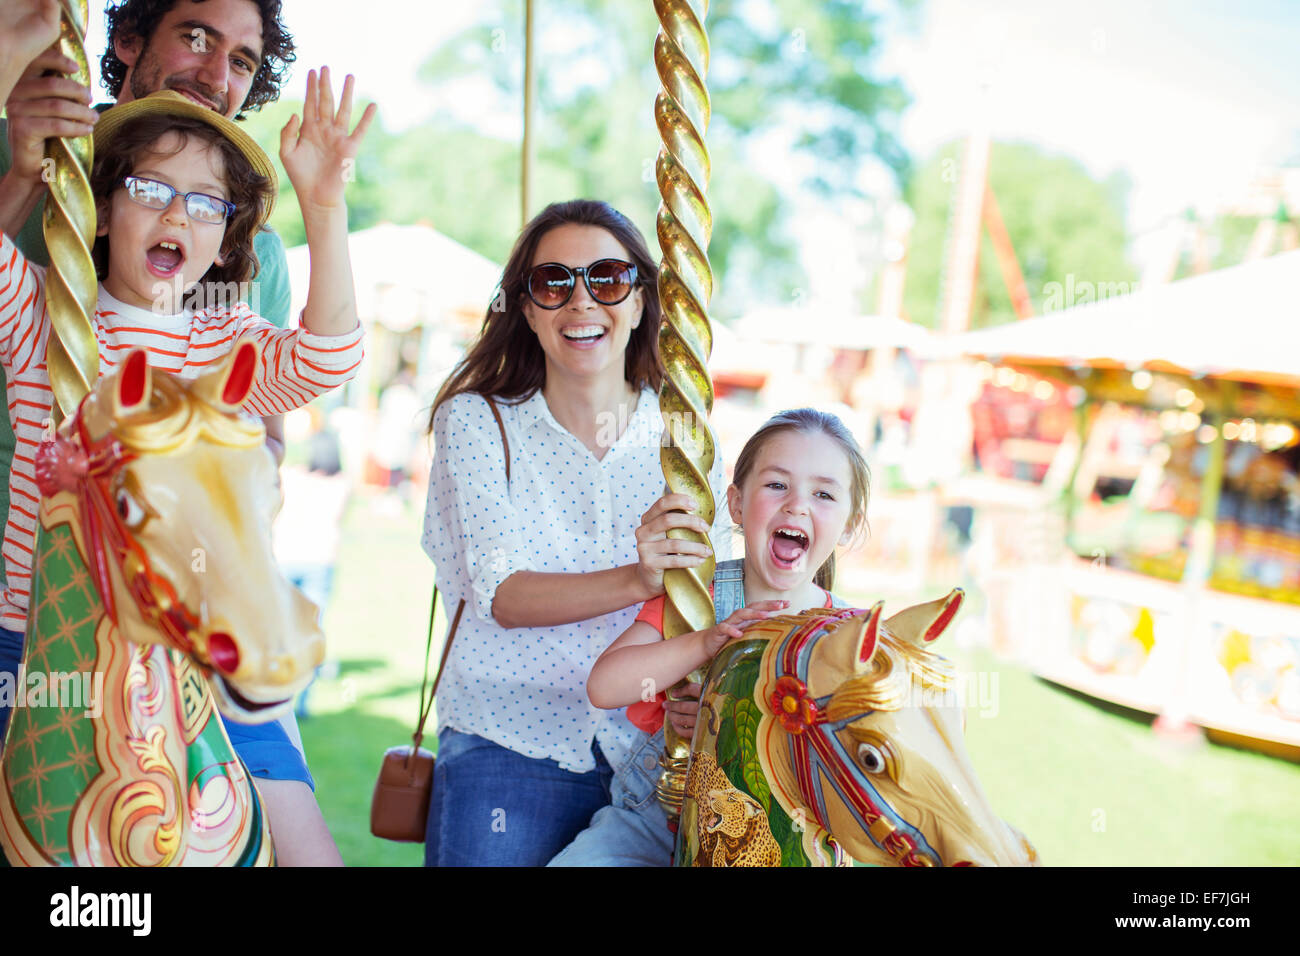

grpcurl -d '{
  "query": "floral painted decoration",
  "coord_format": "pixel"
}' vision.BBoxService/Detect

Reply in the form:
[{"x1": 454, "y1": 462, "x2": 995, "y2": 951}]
[{"x1": 771, "y1": 675, "x2": 822, "y2": 735}]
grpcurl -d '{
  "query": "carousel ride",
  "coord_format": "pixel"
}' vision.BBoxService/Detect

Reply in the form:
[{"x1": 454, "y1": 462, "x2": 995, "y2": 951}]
[
  {"x1": 0, "y1": 0, "x2": 1036, "y2": 867},
  {"x1": 0, "y1": 347, "x2": 322, "y2": 866},
  {"x1": 677, "y1": 593, "x2": 1037, "y2": 866},
  {"x1": 0, "y1": 2, "x2": 318, "y2": 867}
]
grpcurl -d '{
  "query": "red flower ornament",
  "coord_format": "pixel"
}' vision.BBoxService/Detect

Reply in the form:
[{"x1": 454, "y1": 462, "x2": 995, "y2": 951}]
[
  {"x1": 34, "y1": 438, "x2": 88, "y2": 497},
  {"x1": 771, "y1": 675, "x2": 822, "y2": 734}
]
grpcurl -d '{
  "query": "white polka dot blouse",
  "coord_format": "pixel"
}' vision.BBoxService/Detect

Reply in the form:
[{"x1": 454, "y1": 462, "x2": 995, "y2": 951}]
[{"x1": 422, "y1": 389, "x2": 732, "y2": 774}]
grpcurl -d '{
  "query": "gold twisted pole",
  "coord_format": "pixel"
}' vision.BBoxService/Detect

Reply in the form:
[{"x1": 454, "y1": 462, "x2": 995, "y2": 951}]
[
  {"x1": 44, "y1": 0, "x2": 100, "y2": 420},
  {"x1": 652, "y1": 0, "x2": 714, "y2": 819}
]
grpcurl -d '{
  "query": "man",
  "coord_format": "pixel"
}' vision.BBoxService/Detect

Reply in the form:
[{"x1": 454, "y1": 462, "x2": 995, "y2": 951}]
[{"x1": 0, "y1": 0, "x2": 342, "y2": 867}]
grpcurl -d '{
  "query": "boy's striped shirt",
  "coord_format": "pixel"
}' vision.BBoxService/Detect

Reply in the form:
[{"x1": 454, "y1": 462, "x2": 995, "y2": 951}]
[{"x1": 0, "y1": 233, "x2": 363, "y2": 631}]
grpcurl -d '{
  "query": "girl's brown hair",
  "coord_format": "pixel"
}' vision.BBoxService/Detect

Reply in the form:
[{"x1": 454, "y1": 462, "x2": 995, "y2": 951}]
[
  {"x1": 91, "y1": 114, "x2": 275, "y2": 304},
  {"x1": 429, "y1": 199, "x2": 662, "y2": 423},
  {"x1": 730, "y1": 408, "x2": 871, "y2": 592}
]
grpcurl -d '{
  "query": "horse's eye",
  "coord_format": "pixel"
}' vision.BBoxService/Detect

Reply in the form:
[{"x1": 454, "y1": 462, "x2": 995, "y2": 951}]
[
  {"x1": 857, "y1": 742, "x2": 886, "y2": 774},
  {"x1": 116, "y1": 486, "x2": 147, "y2": 528}
]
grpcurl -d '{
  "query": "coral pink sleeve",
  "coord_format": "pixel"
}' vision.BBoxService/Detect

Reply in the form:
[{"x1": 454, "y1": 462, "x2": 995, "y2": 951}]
[
  {"x1": 624, "y1": 596, "x2": 669, "y2": 734},
  {"x1": 634, "y1": 594, "x2": 667, "y2": 633}
]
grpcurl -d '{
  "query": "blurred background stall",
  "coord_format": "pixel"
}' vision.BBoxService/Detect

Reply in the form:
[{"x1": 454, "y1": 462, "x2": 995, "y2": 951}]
[{"x1": 283, "y1": 222, "x2": 501, "y2": 500}]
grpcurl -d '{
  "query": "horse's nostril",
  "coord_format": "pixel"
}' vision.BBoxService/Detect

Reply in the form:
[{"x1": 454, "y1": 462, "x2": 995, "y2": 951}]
[{"x1": 208, "y1": 632, "x2": 240, "y2": 675}]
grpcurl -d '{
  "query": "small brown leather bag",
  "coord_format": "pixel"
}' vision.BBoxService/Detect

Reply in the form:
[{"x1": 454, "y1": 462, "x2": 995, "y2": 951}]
[{"x1": 369, "y1": 396, "x2": 509, "y2": 843}]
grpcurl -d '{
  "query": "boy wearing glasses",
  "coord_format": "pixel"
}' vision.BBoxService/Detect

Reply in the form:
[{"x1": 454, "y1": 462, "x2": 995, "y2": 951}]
[
  {"x1": 0, "y1": 2, "x2": 357, "y2": 867},
  {"x1": 0, "y1": 67, "x2": 372, "y2": 760}
]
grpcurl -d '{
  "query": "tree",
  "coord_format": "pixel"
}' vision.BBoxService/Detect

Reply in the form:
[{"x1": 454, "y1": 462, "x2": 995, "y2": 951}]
[
  {"x1": 903, "y1": 141, "x2": 1136, "y2": 329},
  {"x1": 236, "y1": 1, "x2": 916, "y2": 313},
  {"x1": 410, "y1": 0, "x2": 916, "y2": 309}
]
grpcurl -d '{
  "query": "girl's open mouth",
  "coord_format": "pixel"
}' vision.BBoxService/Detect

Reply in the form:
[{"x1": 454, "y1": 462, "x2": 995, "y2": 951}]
[{"x1": 770, "y1": 527, "x2": 809, "y2": 569}]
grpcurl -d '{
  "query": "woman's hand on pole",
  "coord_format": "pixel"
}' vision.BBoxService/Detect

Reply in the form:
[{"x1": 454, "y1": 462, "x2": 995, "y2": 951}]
[{"x1": 633, "y1": 493, "x2": 713, "y2": 598}]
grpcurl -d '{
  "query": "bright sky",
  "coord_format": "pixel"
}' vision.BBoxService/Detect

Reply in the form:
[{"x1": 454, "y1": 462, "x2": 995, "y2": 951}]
[
  {"x1": 888, "y1": 0, "x2": 1300, "y2": 232},
  {"x1": 80, "y1": 0, "x2": 1300, "y2": 297}
]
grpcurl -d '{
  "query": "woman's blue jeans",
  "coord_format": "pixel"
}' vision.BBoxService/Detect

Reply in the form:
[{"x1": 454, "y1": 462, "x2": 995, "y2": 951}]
[{"x1": 424, "y1": 728, "x2": 614, "y2": 867}]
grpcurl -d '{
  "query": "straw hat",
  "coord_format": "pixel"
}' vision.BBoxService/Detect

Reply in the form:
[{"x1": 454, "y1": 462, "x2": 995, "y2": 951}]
[{"x1": 93, "y1": 90, "x2": 278, "y2": 222}]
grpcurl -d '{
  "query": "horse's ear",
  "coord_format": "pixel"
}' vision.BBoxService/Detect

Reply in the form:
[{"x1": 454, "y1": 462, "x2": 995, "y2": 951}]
[
  {"x1": 114, "y1": 349, "x2": 152, "y2": 415},
  {"x1": 884, "y1": 588, "x2": 964, "y2": 646},
  {"x1": 197, "y1": 340, "x2": 260, "y2": 410},
  {"x1": 854, "y1": 601, "x2": 885, "y2": 673}
]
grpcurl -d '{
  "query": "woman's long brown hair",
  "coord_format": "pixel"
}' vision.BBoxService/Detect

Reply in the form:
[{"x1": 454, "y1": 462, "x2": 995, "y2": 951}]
[{"x1": 429, "y1": 199, "x2": 663, "y2": 427}]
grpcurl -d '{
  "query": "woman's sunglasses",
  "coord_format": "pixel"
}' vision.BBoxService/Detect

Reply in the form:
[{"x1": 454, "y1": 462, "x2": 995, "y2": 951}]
[
  {"x1": 526, "y1": 259, "x2": 638, "y2": 309},
  {"x1": 121, "y1": 175, "x2": 236, "y2": 225}
]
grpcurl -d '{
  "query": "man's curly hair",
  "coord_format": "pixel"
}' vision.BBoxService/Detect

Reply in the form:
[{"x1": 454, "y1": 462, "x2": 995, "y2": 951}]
[{"x1": 100, "y1": 0, "x2": 296, "y2": 117}]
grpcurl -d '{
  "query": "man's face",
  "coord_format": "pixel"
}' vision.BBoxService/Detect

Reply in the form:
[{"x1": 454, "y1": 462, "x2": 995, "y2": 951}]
[{"x1": 114, "y1": 0, "x2": 265, "y2": 119}]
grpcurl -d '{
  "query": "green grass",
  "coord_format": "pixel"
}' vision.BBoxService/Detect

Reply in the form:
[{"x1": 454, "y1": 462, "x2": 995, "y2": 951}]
[
  {"x1": 951, "y1": 649, "x2": 1300, "y2": 865},
  {"x1": 300, "y1": 494, "x2": 1300, "y2": 866},
  {"x1": 296, "y1": 491, "x2": 433, "y2": 867}
]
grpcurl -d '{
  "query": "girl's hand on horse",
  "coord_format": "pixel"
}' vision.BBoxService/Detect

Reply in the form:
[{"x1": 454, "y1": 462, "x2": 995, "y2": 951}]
[
  {"x1": 665, "y1": 682, "x2": 703, "y2": 738},
  {"x1": 280, "y1": 67, "x2": 376, "y2": 217},
  {"x1": 634, "y1": 493, "x2": 713, "y2": 597},
  {"x1": 700, "y1": 600, "x2": 789, "y2": 656}
]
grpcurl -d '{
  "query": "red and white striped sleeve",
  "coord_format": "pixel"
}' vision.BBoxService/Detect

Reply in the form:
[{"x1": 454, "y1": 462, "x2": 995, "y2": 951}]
[
  {"x1": 229, "y1": 305, "x2": 364, "y2": 417},
  {"x1": 0, "y1": 233, "x2": 51, "y2": 377}
]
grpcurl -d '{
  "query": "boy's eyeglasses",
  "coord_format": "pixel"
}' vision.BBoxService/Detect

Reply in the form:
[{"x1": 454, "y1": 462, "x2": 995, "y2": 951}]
[
  {"x1": 526, "y1": 259, "x2": 638, "y2": 309},
  {"x1": 121, "y1": 176, "x2": 236, "y2": 225}
]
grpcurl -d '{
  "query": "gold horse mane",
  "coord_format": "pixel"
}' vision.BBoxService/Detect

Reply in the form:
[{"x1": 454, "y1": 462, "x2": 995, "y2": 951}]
[
  {"x1": 825, "y1": 624, "x2": 955, "y2": 720},
  {"x1": 83, "y1": 366, "x2": 264, "y2": 456}
]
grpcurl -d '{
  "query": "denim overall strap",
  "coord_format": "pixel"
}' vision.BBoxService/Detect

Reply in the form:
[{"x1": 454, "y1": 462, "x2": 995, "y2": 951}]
[{"x1": 713, "y1": 558, "x2": 746, "y2": 624}]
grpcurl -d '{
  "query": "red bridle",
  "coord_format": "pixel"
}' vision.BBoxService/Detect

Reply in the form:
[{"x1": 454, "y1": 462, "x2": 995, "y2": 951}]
[
  {"x1": 767, "y1": 610, "x2": 945, "y2": 867},
  {"x1": 34, "y1": 405, "x2": 206, "y2": 664}
]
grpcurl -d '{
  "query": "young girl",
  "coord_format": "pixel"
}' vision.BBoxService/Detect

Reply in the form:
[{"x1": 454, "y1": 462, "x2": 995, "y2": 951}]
[{"x1": 553, "y1": 408, "x2": 870, "y2": 866}]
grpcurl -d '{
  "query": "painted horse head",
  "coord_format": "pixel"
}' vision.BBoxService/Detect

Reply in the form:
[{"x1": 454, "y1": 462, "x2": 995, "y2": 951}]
[
  {"x1": 753, "y1": 591, "x2": 1038, "y2": 866},
  {"x1": 35, "y1": 344, "x2": 323, "y2": 722}
]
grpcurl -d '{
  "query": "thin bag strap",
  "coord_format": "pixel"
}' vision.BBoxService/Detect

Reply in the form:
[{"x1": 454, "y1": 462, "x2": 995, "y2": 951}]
[
  {"x1": 483, "y1": 395, "x2": 511, "y2": 483},
  {"x1": 412, "y1": 394, "x2": 511, "y2": 750},
  {"x1": 411, "y1": 587, "x2": 461, "y2": 751}
]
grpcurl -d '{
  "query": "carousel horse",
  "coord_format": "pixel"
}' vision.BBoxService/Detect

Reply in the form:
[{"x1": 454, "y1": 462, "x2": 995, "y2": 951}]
[
  {"x1": 0, "y1": 345, "x2": 323, "y2": 866},
  {"x1": 676, "y1": 589, "x2": 1039, "y2": 866}
]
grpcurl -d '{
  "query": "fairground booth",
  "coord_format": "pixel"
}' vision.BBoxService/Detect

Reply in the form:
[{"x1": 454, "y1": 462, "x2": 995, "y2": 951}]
[{"x1": 955, "y1": 250, "x2": 1300, "y2": 756}]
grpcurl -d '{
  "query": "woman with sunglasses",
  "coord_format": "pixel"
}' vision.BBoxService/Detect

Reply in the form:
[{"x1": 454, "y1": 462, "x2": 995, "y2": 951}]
[{"x1": 422, "y1": 199, "x2": 730, "y2": 866}]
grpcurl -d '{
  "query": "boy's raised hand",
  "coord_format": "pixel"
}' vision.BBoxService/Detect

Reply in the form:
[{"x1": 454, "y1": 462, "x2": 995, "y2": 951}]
[{"x1": 280, "y1": 67, "x2": 376, "y2": 216}]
